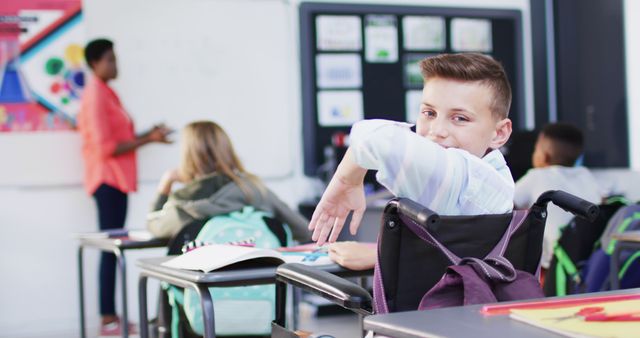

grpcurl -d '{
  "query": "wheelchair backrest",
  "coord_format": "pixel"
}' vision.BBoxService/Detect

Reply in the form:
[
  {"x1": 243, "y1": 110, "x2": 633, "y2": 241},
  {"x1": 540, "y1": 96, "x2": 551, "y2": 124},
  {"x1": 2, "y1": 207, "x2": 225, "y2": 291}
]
[{"x1": 378, "y1": 200, "x2": 546, "y2": 312}]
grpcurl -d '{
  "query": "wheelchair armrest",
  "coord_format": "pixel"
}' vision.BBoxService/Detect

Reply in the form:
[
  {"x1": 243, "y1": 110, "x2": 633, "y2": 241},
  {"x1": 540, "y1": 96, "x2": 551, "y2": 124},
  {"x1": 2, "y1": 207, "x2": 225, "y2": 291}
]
[
  {"x1": 276, "y1": 263, "x2": 373, "y2": 315},
  {"x1": 535, "y1": 190, "x2": 599, "y2": 221}
]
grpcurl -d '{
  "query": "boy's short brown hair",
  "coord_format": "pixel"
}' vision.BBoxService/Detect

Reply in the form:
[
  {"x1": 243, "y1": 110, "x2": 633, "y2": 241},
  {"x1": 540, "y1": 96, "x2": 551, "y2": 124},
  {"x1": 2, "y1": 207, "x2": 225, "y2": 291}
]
[{"x1": 420, "y1": 53, "x2": 512, "y2": 120}]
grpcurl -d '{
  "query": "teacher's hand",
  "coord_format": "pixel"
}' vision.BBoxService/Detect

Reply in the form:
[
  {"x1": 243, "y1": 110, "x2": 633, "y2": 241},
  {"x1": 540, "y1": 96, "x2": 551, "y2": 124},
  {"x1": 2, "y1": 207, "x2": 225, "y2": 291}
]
[{"x1": 147, "y1": 124, "x2": 173, "y2": 144}]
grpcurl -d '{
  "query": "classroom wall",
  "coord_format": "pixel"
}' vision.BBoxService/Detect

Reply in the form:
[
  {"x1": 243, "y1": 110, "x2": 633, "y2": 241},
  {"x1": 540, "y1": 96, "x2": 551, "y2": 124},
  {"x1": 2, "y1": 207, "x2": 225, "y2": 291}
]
[{"x1": 1, "y1": 0, "x2": 638, "y2": 337}]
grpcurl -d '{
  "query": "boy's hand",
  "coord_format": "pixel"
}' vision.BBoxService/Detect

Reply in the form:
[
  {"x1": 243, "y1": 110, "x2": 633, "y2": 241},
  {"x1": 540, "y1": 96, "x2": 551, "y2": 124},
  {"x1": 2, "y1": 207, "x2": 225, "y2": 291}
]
[
  {"x1": 328, "y1": 241, "x2": 376, "y2": 270},
  {"x1": 309, "y1": 175, "x2": 366, "y2": 246}
]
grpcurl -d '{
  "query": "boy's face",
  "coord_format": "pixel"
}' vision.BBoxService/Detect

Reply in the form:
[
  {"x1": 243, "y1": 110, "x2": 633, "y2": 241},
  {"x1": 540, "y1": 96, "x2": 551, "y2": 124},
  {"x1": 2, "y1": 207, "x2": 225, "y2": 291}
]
[{"x1": 416, "y1": 77, "x2": 512, "y2": 158}]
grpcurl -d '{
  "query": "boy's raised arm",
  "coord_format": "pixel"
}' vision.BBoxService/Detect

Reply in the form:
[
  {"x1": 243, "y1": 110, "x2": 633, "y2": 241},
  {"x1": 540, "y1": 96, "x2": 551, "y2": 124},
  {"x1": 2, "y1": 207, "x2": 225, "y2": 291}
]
[
  {"x1": 350, "y1": 120, "x2": 469, "y2": 210},
  {"x1": 310, "y1": 119, "x2": 512, "y2": 245},
  {"x1": 310, "y1": 120, "x2": 458, "y2": 245}
]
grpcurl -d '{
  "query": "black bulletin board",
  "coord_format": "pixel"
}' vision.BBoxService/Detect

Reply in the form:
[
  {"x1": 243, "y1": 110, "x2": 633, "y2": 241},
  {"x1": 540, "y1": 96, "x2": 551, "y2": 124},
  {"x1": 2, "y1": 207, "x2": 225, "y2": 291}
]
[{"x1": 300, "y1": 2, "x2": 524, "y2": 176}]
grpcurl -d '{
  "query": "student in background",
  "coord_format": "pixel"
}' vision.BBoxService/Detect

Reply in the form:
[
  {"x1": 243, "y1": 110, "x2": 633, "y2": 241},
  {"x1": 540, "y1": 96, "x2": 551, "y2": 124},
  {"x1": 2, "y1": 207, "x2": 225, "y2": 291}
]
[
  {"x1": 147, "y1": 120, "x2": 310, "y2": 243},
  {"x1": 514, "y1": 122, "x2": 603, "y2": 272},
  {"x1": 308, "y1": 53, "x2": 514, "y2": 248},
  {"x1": 77, "y1": 38, "x2": 172, "y2": 335}
]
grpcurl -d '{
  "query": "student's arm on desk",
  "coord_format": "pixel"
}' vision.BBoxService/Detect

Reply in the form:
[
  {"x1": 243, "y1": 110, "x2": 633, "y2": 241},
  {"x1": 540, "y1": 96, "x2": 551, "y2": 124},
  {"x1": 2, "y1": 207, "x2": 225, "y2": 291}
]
[
  {"x1": 147, "y1": 195, "x2": 194, "y2": 239},
  {"x1": 329, "y1": 241, "x2": 376, "y2": 271}
]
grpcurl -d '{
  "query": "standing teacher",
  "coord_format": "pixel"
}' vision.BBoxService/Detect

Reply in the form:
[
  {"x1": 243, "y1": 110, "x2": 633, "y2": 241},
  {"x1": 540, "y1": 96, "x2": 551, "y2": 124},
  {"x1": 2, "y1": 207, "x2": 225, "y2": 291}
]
[{"x1": 77, "y1": 38, "x2": 172, "y2": 336}]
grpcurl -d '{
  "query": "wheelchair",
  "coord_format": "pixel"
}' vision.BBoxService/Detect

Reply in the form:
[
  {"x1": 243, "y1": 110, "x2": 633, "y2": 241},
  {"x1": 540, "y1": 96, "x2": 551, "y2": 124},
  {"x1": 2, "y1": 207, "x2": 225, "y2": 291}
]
[{"x1": 271, "y1": 190, "x2": 598, "y2": 337}]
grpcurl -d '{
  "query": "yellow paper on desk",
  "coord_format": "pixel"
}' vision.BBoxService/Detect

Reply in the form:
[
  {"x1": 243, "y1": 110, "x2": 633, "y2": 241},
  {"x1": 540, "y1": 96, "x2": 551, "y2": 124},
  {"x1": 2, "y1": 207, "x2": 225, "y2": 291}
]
[{"x1": 510, "y1": 299, "x2": 640, "y2": 338}]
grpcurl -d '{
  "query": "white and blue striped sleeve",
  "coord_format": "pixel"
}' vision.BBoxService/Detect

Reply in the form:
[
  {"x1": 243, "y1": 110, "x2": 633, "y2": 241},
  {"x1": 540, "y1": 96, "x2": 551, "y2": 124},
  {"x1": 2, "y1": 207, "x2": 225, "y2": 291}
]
[{"x1": 349, "y1": 119, "x2": 469, "y2": 212}]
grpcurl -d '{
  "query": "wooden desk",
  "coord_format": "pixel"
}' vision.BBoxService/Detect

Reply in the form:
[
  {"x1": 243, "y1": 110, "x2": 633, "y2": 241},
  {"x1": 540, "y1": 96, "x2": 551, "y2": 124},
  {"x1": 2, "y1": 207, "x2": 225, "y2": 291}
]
[
  {"x1": 76, "y1": 233, "x2": 169, "y2": 338},
  {"x1": 363, "y1": 288, "x2": 640, "y2": 338},
  {"x1": 609, "y1": 231, "x2": 640, "y2": 289},
  {"x1": 137, "y1": 257, "x2": 370, "y2": 338}
]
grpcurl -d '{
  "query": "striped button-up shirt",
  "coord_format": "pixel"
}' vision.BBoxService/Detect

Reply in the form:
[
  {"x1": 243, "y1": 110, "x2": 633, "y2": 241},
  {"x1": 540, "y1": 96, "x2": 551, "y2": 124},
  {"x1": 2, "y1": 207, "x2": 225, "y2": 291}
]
[{"x1": 350, "y1": 119, "x2": 514, "y2": 215}]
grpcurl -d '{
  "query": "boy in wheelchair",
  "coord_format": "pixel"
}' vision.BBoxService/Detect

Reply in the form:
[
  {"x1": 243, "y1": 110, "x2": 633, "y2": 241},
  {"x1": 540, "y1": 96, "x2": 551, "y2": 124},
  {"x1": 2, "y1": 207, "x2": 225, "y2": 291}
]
[
  {"x1": 310, "y1": 53, "x2": 515, "y2": 246},
  {"x1": 314, "y1": 53, "x2": 514, "y2": 268},
  {"x1": 272, "y1": 54, "x2": 597, "y2": 336}
]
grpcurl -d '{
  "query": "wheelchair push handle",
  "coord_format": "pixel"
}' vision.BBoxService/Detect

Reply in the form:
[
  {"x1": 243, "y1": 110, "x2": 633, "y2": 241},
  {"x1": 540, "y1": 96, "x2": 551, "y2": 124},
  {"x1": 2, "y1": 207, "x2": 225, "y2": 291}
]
[
  {"x1": 535, "y1": 190, "x2": 599, "y2": 221},
  {"x1": 386, "y1": 198, "x2": 440, "y2": 227}
]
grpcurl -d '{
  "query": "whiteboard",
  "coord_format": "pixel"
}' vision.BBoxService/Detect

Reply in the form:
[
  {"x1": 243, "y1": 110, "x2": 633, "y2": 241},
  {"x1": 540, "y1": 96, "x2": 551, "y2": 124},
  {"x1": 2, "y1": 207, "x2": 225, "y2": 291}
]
[{"x1": 83, "y1": 0, "x2": 295, "y2": 181}]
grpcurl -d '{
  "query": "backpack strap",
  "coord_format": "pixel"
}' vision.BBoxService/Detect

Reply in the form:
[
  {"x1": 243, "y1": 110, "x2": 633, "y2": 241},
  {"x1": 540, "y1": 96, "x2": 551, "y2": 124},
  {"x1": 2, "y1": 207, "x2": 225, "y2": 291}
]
[
  {"x1": 165, "y1": 284, "x2": 184, "y2": 338},
  {"x1": 553, "y1": 245, "x2": 581, "y2": 296},
  {"x1": 606, "y1": 212, "x2": 640, "y2": 254},
  {"x1": 372, "y1": 254, "x2": 390, "y2": 314},
  {"x1": 619, "y1": 251, "x2": 640, "y2": 280}
]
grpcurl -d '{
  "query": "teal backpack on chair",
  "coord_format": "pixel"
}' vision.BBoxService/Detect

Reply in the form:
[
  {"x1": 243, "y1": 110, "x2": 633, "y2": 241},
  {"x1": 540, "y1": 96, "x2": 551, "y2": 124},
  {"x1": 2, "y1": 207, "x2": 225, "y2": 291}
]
[{"x1": 166, "y1": 206, "x2": 292, "y2": 337}]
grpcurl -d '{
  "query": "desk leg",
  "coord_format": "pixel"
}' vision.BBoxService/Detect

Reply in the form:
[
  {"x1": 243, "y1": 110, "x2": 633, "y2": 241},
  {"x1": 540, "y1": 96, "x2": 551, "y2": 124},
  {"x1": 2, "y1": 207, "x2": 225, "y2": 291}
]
[
  {"x1": 138, "y1": 275, "x2": 149, "y2": 338},
  {"x1": 195, "y1": 285, "x2": 216, "y2": 338},
  {"x1": 275, "y1": 279, "x2": 286, "y2": 328},
  {"x1": 78, "y1": 246, "x2": 86, "y2": 338},
  {"x1": 610, "y1": 245, "x2": 622, "y2": 290},
  {"x1": 358, "y1": 277, "x2": 368, "y2": 337},
  {"x1": 115, "y1": 249, "x2": 129, "y2": 338},
  {"x1": 291, "y1": 287, "x2": 299, "y2": 330}
]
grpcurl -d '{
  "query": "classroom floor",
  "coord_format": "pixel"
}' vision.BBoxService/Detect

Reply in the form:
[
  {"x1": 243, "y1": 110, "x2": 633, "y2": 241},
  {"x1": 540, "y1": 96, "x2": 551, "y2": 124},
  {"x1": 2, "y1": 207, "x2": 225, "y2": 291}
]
[
  {"x1": 34, "y1": 313, "x2": 360, "y2": 338},
  {"x1": 298, "y1": 312, "x2": 361, "y2": 337}
]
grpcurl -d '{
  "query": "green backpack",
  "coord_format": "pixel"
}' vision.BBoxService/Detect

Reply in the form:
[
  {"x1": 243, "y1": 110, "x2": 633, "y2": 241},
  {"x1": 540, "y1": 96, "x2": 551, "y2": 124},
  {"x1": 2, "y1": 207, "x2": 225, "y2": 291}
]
[{"x1": 166, "y1": 206, "x2": 292, "y2": 337}]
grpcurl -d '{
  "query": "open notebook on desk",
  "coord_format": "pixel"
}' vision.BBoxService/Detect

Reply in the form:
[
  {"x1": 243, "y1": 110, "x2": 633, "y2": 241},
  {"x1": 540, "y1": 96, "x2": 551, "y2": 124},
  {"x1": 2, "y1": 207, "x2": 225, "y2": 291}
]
[{"x1": 162, "y1": 244, "x2": 333, "y2": 272}]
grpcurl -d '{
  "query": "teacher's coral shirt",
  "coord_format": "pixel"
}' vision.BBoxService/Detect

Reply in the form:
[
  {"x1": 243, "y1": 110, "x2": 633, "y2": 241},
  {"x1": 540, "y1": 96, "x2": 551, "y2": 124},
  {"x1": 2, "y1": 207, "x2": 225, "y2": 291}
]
[{"x1": 77, "y1": 76, "x2": 137, "y2": 195}]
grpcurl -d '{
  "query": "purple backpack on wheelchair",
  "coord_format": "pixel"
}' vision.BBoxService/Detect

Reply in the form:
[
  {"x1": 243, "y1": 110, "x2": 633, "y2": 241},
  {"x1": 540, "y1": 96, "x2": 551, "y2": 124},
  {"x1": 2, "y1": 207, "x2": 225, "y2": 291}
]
[{"x1": 374, "y1": 208, "x2": 543, "y2": 313}]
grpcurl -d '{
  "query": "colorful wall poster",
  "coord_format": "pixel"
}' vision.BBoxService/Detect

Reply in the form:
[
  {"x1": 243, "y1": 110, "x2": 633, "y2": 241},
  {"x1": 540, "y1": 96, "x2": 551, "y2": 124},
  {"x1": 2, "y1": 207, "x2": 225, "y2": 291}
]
[
  {"x1": 402, "y1": 16, "x2": 445, "y2": 51},
  {"x1": 316, "y1": 15, "x2": 362, "y2": 51},
  {"x1": 405, "y1": 89, "x2": 423, "y2": 123},
  {"x1": 451, "y1": 18, "x2": 493, "y2": 53},
  {"x1": 317, "y1": 90, "x2": 363, "y2": 127},
  {"x1": 0, "y1": 1, "x2": 84, "y2": 132},
  {"x1": 364, "y1": 15, "x2": 398, "y2": 63},
  {"x1": 316, "y1": 53, "x2": 362, "y2": 89}
]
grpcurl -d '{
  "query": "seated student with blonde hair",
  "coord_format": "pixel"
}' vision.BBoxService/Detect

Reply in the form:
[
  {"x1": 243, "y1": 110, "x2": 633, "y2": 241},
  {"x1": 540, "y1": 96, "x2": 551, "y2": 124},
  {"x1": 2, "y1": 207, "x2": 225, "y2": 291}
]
[
  {"x1": 310, "y1": 53, "x2": 514, "y2": 255},
  {"x1": 514, "y1": 122, "x2": 603, "y2": 271},
  {"x1": 147, "y1": 120, "x2": 310, "y2": 243}
]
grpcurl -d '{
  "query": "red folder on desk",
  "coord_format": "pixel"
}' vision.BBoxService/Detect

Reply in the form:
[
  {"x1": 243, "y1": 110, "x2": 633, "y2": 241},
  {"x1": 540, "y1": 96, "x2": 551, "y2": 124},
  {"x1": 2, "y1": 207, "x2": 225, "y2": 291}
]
[{"x1": 481, "y1": 293, "x2": 640, "y2": 316}]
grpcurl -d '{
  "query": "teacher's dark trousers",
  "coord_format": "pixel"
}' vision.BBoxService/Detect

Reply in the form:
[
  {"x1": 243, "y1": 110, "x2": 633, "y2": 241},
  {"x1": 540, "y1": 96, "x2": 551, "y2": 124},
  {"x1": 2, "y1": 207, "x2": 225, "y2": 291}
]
[{"x1": 93, "y1": 184, "x2": 128, "y2": 316}]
